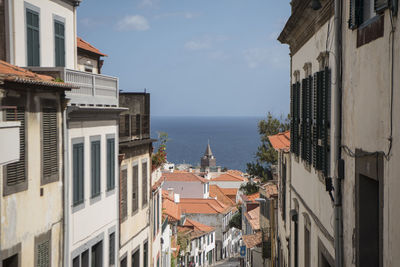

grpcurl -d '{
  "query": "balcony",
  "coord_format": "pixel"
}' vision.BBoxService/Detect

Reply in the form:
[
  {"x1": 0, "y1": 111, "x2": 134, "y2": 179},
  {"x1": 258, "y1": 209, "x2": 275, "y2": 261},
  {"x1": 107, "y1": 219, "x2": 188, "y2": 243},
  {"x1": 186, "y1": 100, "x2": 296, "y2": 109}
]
[{"x1": 27, "y1": 67, "x2": 118, "y2": 106}]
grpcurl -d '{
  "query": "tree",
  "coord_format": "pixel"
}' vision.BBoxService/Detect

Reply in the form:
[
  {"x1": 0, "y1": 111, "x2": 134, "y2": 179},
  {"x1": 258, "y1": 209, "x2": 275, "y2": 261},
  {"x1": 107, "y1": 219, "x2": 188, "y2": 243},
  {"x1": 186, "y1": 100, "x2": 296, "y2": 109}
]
[
  {"x1": 229, "y1": 206, "x2": 242, "y2": 229},
  {"x1": 239, "y1": 182, "x2": 259, "y2": 195},
  {"x1": 246, "y1": 112, "x2": 289, "y2": 181},
  {"x1": 152, "y1": 132, "x2": 169, "y2": 170}
]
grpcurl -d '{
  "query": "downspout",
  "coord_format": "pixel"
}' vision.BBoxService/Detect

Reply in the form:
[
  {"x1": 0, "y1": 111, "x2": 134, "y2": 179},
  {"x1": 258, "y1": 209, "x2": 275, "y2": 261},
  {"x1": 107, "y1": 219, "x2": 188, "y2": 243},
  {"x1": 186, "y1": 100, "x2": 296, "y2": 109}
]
[
  {"x1": 63, "y1": 106, "x2": 70, "y2": 267},
  {"x1": 333, "y1": 0, "x2": 343, "y2": 267}
]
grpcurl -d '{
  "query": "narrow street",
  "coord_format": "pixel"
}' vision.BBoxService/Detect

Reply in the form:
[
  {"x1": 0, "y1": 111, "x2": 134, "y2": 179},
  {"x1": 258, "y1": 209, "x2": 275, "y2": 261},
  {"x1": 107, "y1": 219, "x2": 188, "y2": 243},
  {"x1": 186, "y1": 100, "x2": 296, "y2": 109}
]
[{"x1": 214, "y1": 257, "x2": 240, "y2": 267}]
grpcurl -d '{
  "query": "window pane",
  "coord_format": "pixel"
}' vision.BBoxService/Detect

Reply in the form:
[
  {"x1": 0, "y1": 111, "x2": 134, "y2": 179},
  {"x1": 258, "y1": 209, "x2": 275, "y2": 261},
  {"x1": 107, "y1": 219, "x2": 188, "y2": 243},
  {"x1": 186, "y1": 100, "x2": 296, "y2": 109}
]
[{"x1": 91, "y1": 140, "x2": 101, "y2": 197}]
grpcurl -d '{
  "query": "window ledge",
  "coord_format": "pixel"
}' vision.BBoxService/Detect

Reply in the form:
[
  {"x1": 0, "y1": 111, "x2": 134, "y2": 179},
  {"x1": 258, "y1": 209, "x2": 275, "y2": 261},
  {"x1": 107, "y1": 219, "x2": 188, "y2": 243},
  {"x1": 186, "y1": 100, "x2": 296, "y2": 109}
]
[
  {"x1": 72, "y1": 201, "x2": 85, "y2": 213},
  {"x1": 357, "y1": 15, "x2": 384, "y2": 48},
  {"x1": 106, "y1": 188, "x2": 115, "y2": 197},
  {"x1": 90, "y1": 193, "x2": 102, "y2": 205}
]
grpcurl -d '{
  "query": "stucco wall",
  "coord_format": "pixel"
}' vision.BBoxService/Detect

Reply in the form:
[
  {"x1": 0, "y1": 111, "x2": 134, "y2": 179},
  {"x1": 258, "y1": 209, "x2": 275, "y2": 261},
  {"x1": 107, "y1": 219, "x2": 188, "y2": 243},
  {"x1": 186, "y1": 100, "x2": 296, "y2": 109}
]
[
  {"x1": 290, "y1": 16, "x2": 336, "y2": 267},
  {"x1": 0, "y1": 91, "x2": 64, "y2": 266},
  {"x1": 341, "y1": 5, "x2": 400, "y2": 267},
  {"x1": 209, "y1": 180, "x2": 244, "y2": 189},
  {"x1": 67, "y1": 120, "x2": 119, "y2": 265},
  {"x1": 162, "y1": 181, "x2": 204, "y2": 198},
  {"x1": 10, "y1": 0, "x2": 76, "y2": 68}
]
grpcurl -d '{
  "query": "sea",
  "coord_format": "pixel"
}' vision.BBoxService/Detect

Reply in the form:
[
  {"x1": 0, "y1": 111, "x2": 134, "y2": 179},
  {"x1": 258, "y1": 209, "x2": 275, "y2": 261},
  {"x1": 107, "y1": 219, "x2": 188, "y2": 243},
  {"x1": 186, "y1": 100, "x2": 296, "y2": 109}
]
[{"x1": 150, "y1": 116, "x2": 264, "y2": 172}]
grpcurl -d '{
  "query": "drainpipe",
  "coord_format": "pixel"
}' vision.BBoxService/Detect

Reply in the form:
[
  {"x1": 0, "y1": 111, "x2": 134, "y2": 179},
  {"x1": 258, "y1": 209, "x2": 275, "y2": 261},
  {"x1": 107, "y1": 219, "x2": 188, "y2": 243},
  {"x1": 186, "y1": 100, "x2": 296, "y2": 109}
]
[
  {"x1": 333, "y1": 0, "x2": 343, "y2": 267},
  {"x1": 63, "y1": 107, "x2": 70, "y2": 267}
]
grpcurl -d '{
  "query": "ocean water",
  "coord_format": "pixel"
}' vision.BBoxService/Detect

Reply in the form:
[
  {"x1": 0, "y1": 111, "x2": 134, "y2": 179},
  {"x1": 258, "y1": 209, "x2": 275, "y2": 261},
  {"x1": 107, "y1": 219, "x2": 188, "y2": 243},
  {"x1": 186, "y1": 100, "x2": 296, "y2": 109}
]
[{"x1": 151, "y1": 116, "x2": 263, "y2": 171}]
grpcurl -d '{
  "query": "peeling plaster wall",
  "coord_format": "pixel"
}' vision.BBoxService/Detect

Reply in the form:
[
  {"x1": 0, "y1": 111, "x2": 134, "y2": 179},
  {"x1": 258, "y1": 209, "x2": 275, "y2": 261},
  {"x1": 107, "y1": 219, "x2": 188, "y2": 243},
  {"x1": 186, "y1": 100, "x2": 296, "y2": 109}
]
[
  {"x1": 341, "y1": 5, "x2": 400, "y2": 267},
  {"x1": 0, "y1": 91, "x2": 64, "y2": 266}
]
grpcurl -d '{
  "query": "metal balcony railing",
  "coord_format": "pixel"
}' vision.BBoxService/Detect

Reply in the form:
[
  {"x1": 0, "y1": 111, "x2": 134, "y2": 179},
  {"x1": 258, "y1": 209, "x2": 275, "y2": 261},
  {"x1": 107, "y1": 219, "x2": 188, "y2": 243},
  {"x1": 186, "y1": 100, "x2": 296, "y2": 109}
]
[{"x1": 119, "y1": 114, "x2": 150, "y2": 140}]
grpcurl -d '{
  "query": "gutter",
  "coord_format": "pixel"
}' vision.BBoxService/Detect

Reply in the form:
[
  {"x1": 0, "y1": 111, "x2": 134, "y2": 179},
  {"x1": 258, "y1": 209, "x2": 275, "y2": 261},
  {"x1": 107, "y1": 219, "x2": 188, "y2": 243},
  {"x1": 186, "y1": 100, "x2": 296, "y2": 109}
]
[
  {"x1": 63, "y1": 107, "x2": 70, "y2": 267},
  {"x1": 332, "y1": 0, "x2": 343, "y2": 267}
]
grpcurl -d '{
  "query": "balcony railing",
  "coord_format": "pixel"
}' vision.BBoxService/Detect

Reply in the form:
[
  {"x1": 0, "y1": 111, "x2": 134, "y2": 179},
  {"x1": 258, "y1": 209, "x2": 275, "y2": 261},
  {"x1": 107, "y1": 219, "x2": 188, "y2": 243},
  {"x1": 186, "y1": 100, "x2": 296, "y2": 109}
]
[
  {"x1": 27, "y1": 67, "x2": 118, "y2": 106},
  {"x1": 119, "y1": 114, "x2": 150, "y2": 140}
]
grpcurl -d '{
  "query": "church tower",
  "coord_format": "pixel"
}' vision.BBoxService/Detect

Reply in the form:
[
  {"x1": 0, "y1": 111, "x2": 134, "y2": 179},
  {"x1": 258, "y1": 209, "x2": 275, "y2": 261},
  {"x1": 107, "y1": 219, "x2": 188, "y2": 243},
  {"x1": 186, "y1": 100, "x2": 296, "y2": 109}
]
[{"x1": 201, "y1": 142, "x2": 216, "y2": 168}]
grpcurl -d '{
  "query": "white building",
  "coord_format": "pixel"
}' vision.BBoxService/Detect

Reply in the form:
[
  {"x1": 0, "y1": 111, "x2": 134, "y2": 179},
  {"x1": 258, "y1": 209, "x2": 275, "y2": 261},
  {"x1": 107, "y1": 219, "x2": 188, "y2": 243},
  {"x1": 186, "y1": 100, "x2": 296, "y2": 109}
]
[{"x1": 161, "y1": 172, "x2": 210, "y2": 199}]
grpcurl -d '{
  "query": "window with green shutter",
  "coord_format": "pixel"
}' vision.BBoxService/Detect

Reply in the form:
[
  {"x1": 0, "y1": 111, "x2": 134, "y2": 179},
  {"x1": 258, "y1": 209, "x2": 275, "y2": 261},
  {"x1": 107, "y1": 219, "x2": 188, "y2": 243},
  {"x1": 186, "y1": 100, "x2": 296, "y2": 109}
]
[
  {"x1": 42, "y1": 102, "x2": 58, "y2": 184},
  {"x1": 109, "y1": 232, "x2": 115, "y2": 266},
  {"x1": 54, "y1": 20, "x2": 65, "y2": 67},
  {"x1": 91, "y1": 140, "x2": 101, "y2": 198},
  {"x1": 142, "y1": 161, "x2": 148, "y2": 206},
  {"x1": 291, "y1": 82, "x2": 301, "y2": 156},
  {"x1": 26, "y1": 8, "x2": 40, "y2": 66},
  {"x1": 132, "y1": 164, "x2": 139, "y2": 213},
  {"x1": 107, "y1": 138, "x2": 115, "y2": 191},
  {"x1": 73, "y1": 143, "x2": 84, "y2": 205},
  {"x1": 121, "y1": 169, "x2": 128, "y2": 220},
  {"x1": 5, "y1": 106, "x2": 26, "y2": 193}
]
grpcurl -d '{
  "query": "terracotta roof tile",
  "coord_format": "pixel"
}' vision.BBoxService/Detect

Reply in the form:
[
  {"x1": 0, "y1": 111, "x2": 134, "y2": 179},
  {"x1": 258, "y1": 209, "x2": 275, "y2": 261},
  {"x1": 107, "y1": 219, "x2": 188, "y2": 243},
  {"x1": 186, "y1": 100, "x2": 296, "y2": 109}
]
[
  {"x1": 227, "y1": 170, "x2": 243, "y2": 176},
  {"x1": 178, "y1": 198, "x2": 231, "y2": 214},
  {"x1": 162, "y1": 191, "x2": 181, "y2": 221},
  {"x1": 211, "y1": 172, "x2": 247, "y2": 182},
  {"x1": 209, "y1": 185, "x2": 235, "y2": 206},
  {"x1": 268, "y1": 130, "x2": 290, "y2": 152},
  {"x1": 263, "y1": 183, "x2": 278, "y2": 198},
  {"x1": 0, "y1": 60, "x2": 73, "y2": 89},
  {"x1": 244, "y1": 206, "x2": 260, "y2": 231},
  {"x1": 162, "y1": 172, "x2": 208, "y2": 183},
  {"x1": 77, "y1": 37, "x2": 107, "y2": 57},
  {"x1": 241, "y1": 192, "x2": 260, "y2": 203},
  {"x1": 242, "y1": 232, "x2": 262, "y2": 249},
  {"x1": 220, "y1": 188, "x2": 238, "y2": 196}
]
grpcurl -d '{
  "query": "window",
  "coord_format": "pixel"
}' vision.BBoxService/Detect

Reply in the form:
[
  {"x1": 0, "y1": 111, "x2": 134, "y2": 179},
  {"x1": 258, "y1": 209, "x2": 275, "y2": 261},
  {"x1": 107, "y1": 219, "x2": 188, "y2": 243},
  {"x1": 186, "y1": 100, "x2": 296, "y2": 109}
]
[
  {"x1": 143, "y1": 241, "x2": 148, "y2": 267},
  {"x1": 211, "y1": 233, "x2": 213, "y2": 243},
  {"x1": 107, "y1": 138, "x2": 115, "y2": 191},
  {"x1": 42, "y1": 102, "x2": 58, "y2": 184},
  {"x1": 91, "y1": 240, "x2": 103, "y2": 267},
  {"x1": 73, "y1": 143, "x2": 84, "y2": 205},
  {"x1": 4, "y1": 105, "x2": 27, "y2": 195},
  {"x1": 281, "y1": 162, "x2": 287, "y2": 222},
  {"x1": 304, "y1": 216, "x2": 311, "y2": 267},
  {"x1": 82, "y1": 250, "x2": 89, "y2": 267},
  {"x1": 132, "y1": 164, "x2": 139, "y2": 213},
  {"x1": 300, "y1": 75, "x2": 313, "y2": 165},
  {"x1": 290, "y1": 81, "x2": 301, "y2": 156},
  {"x1": 72, "y1": 256, "x2": 79, "y2": 267},
  {"x1": 132, "y1": 249, "x2": 140, "y2": 267},
  {"x1": 35, "y1": 232, "x2": 51, "y2": 267},
  {"x1": 26, "y1": 8, "x2": 40, "y2": 66},
  {"x1": 54, "y1": 20, "x2": 65, "y2": 66},
  {"x1": 142, "y1": 161, "x2": 148, "y2": 206},
  {"x1": 121, "y1": 169, "x2": 128, "y2": 220},
  {"x1": 91, "y1": 140, "x2": 101, "y2": 198},
  {"x1": 109, "y1": 233, "x2": 115, "y2": 266},
  {"x1": 120, "y1": 256, "x2": 127, "y2": 267},
  {"x1": 349, "y1": 0, "x2": 388, "y2": 28},
  {"x1": 156, "y1": 192, "x2": 160, "y2": 231}
]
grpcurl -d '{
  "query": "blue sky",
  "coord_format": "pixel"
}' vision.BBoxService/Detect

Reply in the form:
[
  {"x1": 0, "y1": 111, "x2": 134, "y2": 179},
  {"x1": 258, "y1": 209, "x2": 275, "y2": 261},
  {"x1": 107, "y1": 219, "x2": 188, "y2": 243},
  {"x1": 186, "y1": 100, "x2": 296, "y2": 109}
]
[{"x1": 77, "y1": 0, "x2": 291, "y2": 116}]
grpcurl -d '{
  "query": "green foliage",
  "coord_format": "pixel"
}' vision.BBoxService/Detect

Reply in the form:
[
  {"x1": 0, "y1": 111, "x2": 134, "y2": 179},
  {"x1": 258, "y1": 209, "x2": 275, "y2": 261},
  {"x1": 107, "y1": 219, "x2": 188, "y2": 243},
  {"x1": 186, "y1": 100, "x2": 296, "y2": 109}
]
[
  {"x1": 152, "y1": 132, "x2": 169, "y2": 170},
  {"x1": 239, "y1": 182, "x2": 259, "y2": 195},
  {"x1": 246, "y1": 112, "x2": 289, "y2": 181},
  {"x1": 171, "y1": 253, "x2": 176, "y2": 267},
  {"x1": 229, "y1": 206, "x2": 242, "y2": 229},
  {"x1": 177, "y1": 231, "x2": 190, "y2": 253},
  {"x1": 54, "y1": 77, "x2": 64, "y2": 83}
]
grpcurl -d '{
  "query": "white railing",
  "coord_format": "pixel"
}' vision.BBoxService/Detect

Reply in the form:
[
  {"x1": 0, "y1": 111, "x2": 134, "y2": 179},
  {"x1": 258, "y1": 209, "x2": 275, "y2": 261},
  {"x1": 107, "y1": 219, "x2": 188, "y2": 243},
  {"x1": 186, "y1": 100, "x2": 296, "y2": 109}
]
[{"x1": 64, "y1": 69, "x2": 118, "y2": 106}]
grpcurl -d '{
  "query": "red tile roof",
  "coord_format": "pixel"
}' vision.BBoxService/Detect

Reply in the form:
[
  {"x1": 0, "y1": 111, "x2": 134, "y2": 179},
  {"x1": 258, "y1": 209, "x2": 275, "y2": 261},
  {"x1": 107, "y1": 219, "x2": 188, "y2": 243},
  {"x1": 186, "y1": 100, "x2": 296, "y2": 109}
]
[
  {"x1": 263, "y1": 183, "x2": 278, "y2": 198},
  {"x1": 220, "y1": 188, "x2": 238, "y2": 197},
  {"x1": 209, "y1": 185, "x2": 235, "y2": 206},
  {"x1": 241, "y1": 192, "x2": 260, "y2": 203},
  {"x1": 0, "y1": 60, "x2": 73, "y2": 89},
  {"x1": 178, "y1": 198, "x2": 231, "y2": 214},
  {"x1": 162, "y1": 172, "x2": 208, "y2": 183},
  {"x1": 77, "y1": 37, "x2": 107, "y2": 57},
  {"x1": 178, "y1": 218, "x2": 214, "y2": 240},
  {"x1": 227, "y1": 170, "x2": 243, "y2": 176},
  {"x1": 244, "y1": 206, "x2": 260, "y2": 231},
  {"x1": 162, "y1": 191, "x2": 181, "y2": 221},
  {"x1": 268, "y1": 130, "x2": 290, "y2": 152},
  {"x1": 242, "y1": 232, "x2": 262, "y2": 249},
  {"x1": 211, "y1": 172, "x2": 247, "y2": 182}
]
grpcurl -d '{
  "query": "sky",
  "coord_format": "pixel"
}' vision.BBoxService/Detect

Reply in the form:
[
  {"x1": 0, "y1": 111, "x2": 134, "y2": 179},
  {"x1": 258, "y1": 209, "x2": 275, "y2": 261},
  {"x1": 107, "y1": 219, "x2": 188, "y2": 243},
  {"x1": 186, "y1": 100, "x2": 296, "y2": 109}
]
[{"x1": 77, "y1": 0, "x2": 291, "y2": 117}]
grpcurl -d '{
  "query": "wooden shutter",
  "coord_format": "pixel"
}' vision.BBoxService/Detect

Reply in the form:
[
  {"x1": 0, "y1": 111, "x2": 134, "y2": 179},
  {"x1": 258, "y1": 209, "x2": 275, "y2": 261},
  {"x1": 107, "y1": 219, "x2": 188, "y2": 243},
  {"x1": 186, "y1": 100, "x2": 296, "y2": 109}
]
[
  {"x1": 294, "y1": 82, "x2": 301, "y2": 156},
  {"x1": 349, "y1": 0, "x2": 364, "y2": 29},
  {"x1": 121, "y1": 169, "x2": 127, "y2": 220},
  {"x1": 37, "y1": 239, "x2": 50, "y2": 267},
  {"x1": 375, "y1": 0, "x2": 389, "y2": 13},
  {"x1": 142, "y1": 162, "x2": 148, "y2": 206},
  {"x1": 290, "y1": 83, "x2": 295, "y2": 153},
  {"x1": 6, "y1": 107, "x2": 26, "y2": 186},
  {"x1": 132, "y1": 164, "x2": 139, "y2": 213},
  {"x1": 26, "y1": 9, "x2": 40, "y2": 66},
  {"x1": 109, "y1": 233, "x2": 115, "y2": 265},
  {"x1": 306, "y1": 76, "x2": 313, "y2": 164},
  {"x1": 42, "y1": 106, "x2": 58, "y2": 184},
  {"x1": 73, "y1": 143, "x2": 84, "y2": 205},
  {"x1": 107, "y1": 138, "x2": 115, "y2": 190},
  {"x1": 91, "y1": 141, "x2": 101, "y2": 197},
  {"x1": 301, "y1": 79, "x2": 307, "y2": 160},
  {"x1": 321, "y1": 68, "x2": 331, "y2": 177},
  {"x1": 54, "y1": 20, "x2": 65, "y2": 67}
]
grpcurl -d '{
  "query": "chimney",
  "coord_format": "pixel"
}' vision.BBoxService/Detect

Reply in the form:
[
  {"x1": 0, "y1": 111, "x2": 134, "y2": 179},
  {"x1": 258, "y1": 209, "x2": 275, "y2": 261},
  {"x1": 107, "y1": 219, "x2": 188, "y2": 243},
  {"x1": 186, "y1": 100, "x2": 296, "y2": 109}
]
[
  {"x1": 167, "y1": 188, "x2": 174, "y2": 199},
  {"x1": 174, "y1": 194, "x2": 180, "y2": 203}
]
